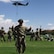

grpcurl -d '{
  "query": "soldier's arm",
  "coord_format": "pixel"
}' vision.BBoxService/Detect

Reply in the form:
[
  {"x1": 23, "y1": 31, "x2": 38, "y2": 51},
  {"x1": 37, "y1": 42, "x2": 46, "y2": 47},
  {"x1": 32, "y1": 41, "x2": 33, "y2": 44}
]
[
  {"x1": 14, "y1": 26, "x2": 18, "y2": 35},
  {"x1": 14, "y1": 26, "x2": 16, "y2": 32},
  {"x1": 26, "y1": 27, "x2": 31, "y2": 32}
]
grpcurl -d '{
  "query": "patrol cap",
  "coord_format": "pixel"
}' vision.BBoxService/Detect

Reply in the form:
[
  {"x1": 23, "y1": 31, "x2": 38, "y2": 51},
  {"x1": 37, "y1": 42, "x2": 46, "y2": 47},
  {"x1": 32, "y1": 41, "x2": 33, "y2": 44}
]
[{"x1": 18, "y1": 19, "x2": 23, "y2": 23}]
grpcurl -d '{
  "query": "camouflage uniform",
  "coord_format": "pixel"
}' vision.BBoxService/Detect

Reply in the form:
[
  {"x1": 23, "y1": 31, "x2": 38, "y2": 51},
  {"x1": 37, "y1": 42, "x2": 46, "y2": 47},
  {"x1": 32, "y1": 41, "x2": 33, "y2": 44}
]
[
  {"x1": 7, "y1": 28, "x2": 12, "y2": 42},
  {"x1": 15, "y1": 19, "x2": 31, "y2": 54},
  {"x1": 35, "y1": 28, "x2": 41, "y2": 41},
  {"x1": 30, "y1": 30, "x2": 34, "y2": 41},
  {"x1": 0, "y1": 27, "x2": 5, "y2": 42}
]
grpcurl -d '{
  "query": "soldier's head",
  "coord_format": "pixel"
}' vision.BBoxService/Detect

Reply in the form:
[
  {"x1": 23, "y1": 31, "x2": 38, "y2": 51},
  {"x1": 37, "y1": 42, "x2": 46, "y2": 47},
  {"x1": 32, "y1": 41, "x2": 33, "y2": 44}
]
[
  {"x1": 36, "y1": 28, "x2": 38, "y2": 31},
  {"x1": 18, "y1": 19, "x2": 23, "y2": 25},
  {"x1": 32, "y1": 30, "x2": 33, "y2": 32},
  {"x1": 1, "y1": 27, "x2": 4, "y2": 30}
]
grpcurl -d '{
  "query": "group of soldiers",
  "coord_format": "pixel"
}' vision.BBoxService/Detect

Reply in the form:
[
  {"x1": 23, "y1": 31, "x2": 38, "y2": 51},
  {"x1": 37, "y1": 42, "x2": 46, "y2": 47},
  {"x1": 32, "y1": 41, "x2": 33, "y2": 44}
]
[
  {"x1": 0, "y1": 27, "x2": 16, "y2": 42},
  {"x1": 30, "y1": 28, "x2": 42, "y2": 41},
  {"x1": 30, "y1": 28, "x2": 54, "y2": 41},
  {"x1": 0, "y1": 25, "x2": 42, "y2": 42},
  {"x1": 0, "y1": 19, "x2": 54, "y2": 54},
  {"x1": 0, "y1": 19, "x2": 31, "y2": 54}
]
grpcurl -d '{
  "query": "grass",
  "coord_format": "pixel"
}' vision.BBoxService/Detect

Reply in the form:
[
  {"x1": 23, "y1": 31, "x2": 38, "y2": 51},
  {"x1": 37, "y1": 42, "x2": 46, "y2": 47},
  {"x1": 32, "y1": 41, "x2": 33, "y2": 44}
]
[{"x1": 0, "y1": 36, "x2": 54, "y2": 54}]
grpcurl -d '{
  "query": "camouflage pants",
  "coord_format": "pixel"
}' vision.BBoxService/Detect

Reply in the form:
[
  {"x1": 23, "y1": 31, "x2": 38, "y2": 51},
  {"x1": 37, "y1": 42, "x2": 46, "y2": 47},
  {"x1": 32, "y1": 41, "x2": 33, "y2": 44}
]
[
  {"x1": 0, "y1": 35, "x2": 5, "y2": 42},
  {"x1": 15, "y1": 36, "x2": 26, "y2": 54}
]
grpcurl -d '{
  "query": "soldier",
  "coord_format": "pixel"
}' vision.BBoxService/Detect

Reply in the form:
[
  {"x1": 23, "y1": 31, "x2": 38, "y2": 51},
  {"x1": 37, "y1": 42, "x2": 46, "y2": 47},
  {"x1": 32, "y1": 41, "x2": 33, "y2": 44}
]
[
  {"x1": 45, "y1": 34, "x2": 54, "y2": 41},
  {"x1": 39, "y1": 26, "x2": 42, "y2": 37},
  {"x1": 30, "y1": 30, "x2": 34, "y2": 41},
  {"x1": 35, "y1": 28, "x2": 38, "y2": 41},
  {"x1": 12, "y1": 26, "x2": 17, "y2": 41},
  {"x1": 35, "y1": 28, "x2": 41, "y2": 41},
  {"x1": 0, "y1": 27, "x2": 6, "y2": 42},
  {"x1": 15, "y1": 19, "x2": 31, "y2": 54},
  {"x1": 7, "y1": 27, "x2": 12, "y2": 42}
]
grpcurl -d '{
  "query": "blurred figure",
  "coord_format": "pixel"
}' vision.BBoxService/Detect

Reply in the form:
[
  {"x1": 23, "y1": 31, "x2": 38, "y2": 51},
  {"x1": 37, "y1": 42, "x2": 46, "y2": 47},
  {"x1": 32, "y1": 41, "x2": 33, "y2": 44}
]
[
  {"x1": 0, "y1": 27, "x2": 6, "y2": 42},
  {"x1": 15, "y1": 19, "x2": 31, "y2": 54},
  {"x1": 35, "y1": 28, "x2": 41, "y2": 41},
  {"x1": 30, "y1": 30, "x2": 35, "y2": 41},
  {"x1": 39, "y1": 26, "x2": 42, "y2": 37},
  {"x1": 45, "y1": 34, "x2": 54, "y2": 41},
  {"x1": 12, "y1": 25, "x2": 17, "y2": 41},
  {"x1": 7, "y1": 27, "x2": 12, "y2": 42}
]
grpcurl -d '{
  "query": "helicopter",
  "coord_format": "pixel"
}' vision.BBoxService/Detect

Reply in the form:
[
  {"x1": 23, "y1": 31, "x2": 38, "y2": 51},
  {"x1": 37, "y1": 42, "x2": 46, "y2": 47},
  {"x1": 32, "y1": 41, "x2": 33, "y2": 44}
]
[{"x1": 12, "y1": 1, "x2": 29, "y2": 6}]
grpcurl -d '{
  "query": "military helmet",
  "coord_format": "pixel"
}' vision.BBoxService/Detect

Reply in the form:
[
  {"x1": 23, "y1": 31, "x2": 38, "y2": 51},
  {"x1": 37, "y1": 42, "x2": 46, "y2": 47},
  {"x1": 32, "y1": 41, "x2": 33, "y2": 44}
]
[
  {"x1": 1, "y1": 27, "x2": 4, "y2": 29},
  {"x1": 18, "y1": 19, "x2": 23, "y2": 23}
]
